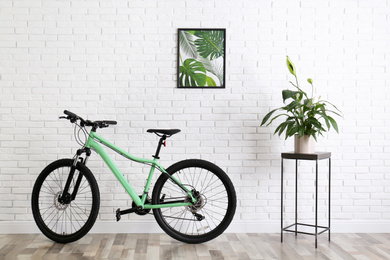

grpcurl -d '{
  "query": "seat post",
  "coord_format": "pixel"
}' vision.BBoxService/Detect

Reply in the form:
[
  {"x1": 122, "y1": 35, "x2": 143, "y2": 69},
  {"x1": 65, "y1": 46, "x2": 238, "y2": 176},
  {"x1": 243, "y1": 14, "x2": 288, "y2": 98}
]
[{"x1": 153, "y1": 135, "x2": 166, "y2": 159}]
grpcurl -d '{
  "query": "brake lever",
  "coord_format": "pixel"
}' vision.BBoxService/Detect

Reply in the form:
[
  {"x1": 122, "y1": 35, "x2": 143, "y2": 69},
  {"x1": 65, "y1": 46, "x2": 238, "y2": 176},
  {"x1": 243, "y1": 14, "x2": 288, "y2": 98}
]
[
  {"x1": 99, "y1": 122, "x2": 109, "y2": 128},
  {"x1": 59, "y1": 115, "x2": 76, "y2": 123}
]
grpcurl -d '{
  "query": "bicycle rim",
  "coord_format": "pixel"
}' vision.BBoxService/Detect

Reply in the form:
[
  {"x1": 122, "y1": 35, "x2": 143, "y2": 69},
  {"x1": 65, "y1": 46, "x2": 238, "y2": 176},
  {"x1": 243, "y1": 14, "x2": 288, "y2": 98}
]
[
  {"x1": 153, "y1": 160, "x2": 236, "y2": 242},
  {"x1": 32, "y1": 159, "x2": 99, "y2": 242}
]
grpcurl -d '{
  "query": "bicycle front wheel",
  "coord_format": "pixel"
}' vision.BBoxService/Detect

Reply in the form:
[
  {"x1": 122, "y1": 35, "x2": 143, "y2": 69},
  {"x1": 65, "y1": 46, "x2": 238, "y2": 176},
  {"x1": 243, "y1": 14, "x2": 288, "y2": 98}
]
[
  {"x1": 31, "y1": 159, "x2": 100, "y2": 243},
  {"x1": 152, "y1": 159, "x2": 236, "y2": 244}
]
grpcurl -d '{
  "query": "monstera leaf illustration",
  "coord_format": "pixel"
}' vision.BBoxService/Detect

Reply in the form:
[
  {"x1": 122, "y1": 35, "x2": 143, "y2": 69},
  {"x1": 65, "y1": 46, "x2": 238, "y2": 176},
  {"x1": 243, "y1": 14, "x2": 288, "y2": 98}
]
[
  {"x1": 179, "y1": 58, "x2": 207, "y2": 87},
  {"x1": 206, "y1": 76, "x2": 216, "y2": 86},
  {"x1": 194, "y1": 30, "x2": 224, "y2": 60}
]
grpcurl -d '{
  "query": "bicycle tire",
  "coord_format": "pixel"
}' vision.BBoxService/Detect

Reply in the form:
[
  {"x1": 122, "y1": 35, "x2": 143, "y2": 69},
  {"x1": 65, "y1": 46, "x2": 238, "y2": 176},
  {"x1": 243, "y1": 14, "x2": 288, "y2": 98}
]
[
  {"x1": 152, "y1": 159, "x2": 236, "y2": 244},
  {"x1": 31, "y1": 159, "x2": 100, "y2": 243}
]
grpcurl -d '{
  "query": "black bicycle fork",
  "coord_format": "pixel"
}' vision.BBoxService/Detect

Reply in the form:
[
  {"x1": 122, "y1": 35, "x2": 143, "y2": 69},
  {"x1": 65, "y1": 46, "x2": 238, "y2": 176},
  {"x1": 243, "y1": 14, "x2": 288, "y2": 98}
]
[{"x1": 58, "y1": 148, "x2": 91, "y2": 204}]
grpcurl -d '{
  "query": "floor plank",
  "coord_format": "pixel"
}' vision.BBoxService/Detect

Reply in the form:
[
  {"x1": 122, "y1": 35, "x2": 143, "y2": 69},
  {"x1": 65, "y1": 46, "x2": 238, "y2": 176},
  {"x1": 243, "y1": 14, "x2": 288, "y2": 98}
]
[{"x1": 0, "y1": 233, "x2": 389, "y2": 259}]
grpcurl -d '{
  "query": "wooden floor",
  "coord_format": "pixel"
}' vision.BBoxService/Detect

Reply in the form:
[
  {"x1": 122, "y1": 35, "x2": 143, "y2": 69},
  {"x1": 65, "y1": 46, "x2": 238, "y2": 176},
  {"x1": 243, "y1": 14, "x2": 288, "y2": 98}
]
[{"x1": 1, "y1": 233, "x2": 390, "y2": 260}]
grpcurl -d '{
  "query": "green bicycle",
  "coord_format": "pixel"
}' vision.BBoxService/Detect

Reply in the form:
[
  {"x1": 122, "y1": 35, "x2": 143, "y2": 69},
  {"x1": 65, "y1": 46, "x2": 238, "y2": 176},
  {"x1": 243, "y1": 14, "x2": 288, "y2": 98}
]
[{"x1": 32, "y1": 110, "x2": 236, "y2": 244}]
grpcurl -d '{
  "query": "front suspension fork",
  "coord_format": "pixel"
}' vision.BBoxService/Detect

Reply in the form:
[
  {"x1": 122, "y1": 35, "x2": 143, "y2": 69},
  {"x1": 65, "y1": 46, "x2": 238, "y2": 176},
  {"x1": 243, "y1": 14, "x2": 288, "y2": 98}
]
[{"x1": 59, "y1": 148, "x2": 91, "y2": 204}]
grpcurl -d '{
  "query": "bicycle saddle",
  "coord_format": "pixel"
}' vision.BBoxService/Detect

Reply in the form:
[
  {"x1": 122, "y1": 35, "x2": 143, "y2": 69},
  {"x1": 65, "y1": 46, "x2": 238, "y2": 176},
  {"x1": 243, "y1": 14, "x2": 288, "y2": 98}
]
[{"x1": 147, "y1": 129, "x2": 181, "y2": 137}]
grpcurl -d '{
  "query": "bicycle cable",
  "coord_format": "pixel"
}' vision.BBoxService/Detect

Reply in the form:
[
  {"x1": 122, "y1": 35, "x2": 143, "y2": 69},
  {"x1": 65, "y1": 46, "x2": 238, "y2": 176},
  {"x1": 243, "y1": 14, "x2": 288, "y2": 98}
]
[{"x1": 73, "y1": 122, "x2": 90, "y2": 148}]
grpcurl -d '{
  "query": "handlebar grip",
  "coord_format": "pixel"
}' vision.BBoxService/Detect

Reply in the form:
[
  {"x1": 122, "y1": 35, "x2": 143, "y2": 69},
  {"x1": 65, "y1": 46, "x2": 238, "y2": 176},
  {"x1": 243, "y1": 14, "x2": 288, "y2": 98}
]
[
  {"x1": 62, "y1": 110, "x2": 116, "y2": 128},
  {"x1": 104, "y1": 121, "x2": 117, "y2": 125},
  {"x1": 64, "y1": 110, "x2": 77, "y2": 119}
]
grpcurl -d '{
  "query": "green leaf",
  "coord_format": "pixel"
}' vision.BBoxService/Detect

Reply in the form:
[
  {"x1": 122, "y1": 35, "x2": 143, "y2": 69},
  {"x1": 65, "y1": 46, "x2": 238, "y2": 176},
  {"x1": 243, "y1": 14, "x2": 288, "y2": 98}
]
[
  {"x1": 286, "y1": 56, "x2": 296, "y2": 76},
  {"x1": 260, "y1": 108, "x2": 278, "y2": 126},
  {"x1": 265, "y1": 113, "x2": 291, "y2": 127},
  {"x1": 194, "y1": 30, "x2": 224, "y2": 60},
  {"x1": 287, "y1": 126, "x2": 299, "y2": 138},
  {"x1": 283, "y1": 100, "x2": 301, "y2": 111},
  {"x1": 321, "y1": 100, "x2": 342, "y2": 114},
  {"x1": 315, "y1": 103, "x2": 326, "y2": 111},
  {"x1": 321, "y1": 113, "x2": 331, "y2": 130},
  {"x1": 307, "y1": 117, "x2": 322, "y2": 129},
  {"x1": 298, "y1": 127, "x2": 304, "y2": 137},
  {"x1": 274, "y1": 121, "x2": 291, "y2": 136},
  {"x1": 327, "y1": 116, "x2": 339, "y2": 133},
  {"x1": 282, "y1": 90, "x2": 300, "y2": 103},
  {"x1": 274, "y1": 123, "x2": 284, "y2": 135},
  {"x1": 206, "y1": 76, "x2": 216, "y2": 86},
  {"x1": 303, "y1": 98, "x2": 314, "y2": 107},
  {"x1": 179, "y1": 59, "x2": 207, "y2": 87},
  {"x1": 285, "y1": 121, "x2": 295, "y2": 139},
  {"x1": 325, "y1": 108, "x2": 343, "y2": 118},
  {"x1": 260, "y1": 108, "x2": 288, "y2": 126}
]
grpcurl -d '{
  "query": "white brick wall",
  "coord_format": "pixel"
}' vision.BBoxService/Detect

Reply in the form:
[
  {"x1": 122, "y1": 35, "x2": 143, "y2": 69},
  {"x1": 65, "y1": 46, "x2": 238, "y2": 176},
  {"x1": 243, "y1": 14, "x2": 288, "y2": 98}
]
[{"x1": 1, "y1": 0, "x2": 390, "y2": 233}]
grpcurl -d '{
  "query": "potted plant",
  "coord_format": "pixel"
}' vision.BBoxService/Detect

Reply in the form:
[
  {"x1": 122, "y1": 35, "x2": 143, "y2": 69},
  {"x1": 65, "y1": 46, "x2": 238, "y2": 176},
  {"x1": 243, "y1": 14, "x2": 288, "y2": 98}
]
[{"x1": 260, "y1": 56, "x2": 342, "y2": 153}]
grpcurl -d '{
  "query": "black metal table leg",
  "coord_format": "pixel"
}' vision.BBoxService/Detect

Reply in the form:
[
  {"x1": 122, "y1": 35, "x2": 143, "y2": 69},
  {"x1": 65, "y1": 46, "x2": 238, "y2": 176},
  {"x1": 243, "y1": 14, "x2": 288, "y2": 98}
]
[
  {"x1": 329, "y1": 157, "x2": 331, "y2": 242},
  {"x1": 281, "y1": 158, "x2": 284, "y2": 243},
  {"x1": 315, "y1": 159, "x2": 318, "y2": 248},
  {"x1": 295, "y1": 159, "x2": 298, "y2": 236}
]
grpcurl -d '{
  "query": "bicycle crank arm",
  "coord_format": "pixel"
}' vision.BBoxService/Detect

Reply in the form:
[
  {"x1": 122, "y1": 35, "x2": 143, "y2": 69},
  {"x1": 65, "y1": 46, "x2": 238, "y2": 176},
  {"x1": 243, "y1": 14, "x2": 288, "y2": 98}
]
[{"x1": 116, "y1": 207, "x2": 137, "y2": 221}]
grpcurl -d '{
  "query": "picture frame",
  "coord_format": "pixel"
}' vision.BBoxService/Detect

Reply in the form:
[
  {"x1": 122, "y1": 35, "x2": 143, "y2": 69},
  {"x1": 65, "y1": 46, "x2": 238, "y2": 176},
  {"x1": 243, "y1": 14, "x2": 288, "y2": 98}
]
[{"x1": 177, "y1": 28, "x2": 226, "y2": 88}]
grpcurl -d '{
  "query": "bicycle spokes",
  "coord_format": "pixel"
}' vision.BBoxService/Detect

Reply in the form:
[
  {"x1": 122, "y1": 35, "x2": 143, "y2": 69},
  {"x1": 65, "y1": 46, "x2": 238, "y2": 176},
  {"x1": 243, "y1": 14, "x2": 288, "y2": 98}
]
[
  {"x1": 36, "y1": 165, "x2": 94, "y2": 236},
  {"x1": 153, "y1": 160, "x2": 234, "y2": 240}
]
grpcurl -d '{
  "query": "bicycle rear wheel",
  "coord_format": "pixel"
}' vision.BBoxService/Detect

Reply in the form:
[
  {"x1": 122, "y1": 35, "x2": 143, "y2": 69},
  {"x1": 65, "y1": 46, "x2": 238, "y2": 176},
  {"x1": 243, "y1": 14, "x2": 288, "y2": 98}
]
[
  {"x1": 152, "y1": 159, "x2": 236, "y2": 244},
  {"x1": 31, "y1": 159, "x2": 100, "y2": 243}
]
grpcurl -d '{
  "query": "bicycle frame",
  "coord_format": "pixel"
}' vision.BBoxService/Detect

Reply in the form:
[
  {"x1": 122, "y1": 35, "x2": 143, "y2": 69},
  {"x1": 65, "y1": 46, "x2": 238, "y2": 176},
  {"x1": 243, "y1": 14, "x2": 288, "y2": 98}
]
[{"x1": 84, "y1": 131, "x2": 196, "y2": 209}]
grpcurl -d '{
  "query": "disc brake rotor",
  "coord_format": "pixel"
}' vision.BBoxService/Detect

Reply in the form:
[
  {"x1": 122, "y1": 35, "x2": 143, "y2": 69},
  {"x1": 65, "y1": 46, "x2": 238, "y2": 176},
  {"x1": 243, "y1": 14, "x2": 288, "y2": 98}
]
[
  {"x1": 185, "y1": 194, "x2": 206, "y2": 213},
  {"x1": 54, "y1": 191, "x2": 69, "y2": 210}
]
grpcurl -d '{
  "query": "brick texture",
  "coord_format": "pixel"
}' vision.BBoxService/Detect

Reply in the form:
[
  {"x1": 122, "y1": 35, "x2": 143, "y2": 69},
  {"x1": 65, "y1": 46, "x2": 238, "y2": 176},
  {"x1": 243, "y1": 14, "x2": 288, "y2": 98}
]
[{"x1": 0, "y1": 0, "x2": 389, "y2": 228}]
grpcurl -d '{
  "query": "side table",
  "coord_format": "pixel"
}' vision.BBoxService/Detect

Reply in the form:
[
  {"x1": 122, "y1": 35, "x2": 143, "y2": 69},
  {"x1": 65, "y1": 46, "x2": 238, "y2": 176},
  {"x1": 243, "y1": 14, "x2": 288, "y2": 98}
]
[{"x1": 281, "y1": 152, "x2": 331, "y2": 248}]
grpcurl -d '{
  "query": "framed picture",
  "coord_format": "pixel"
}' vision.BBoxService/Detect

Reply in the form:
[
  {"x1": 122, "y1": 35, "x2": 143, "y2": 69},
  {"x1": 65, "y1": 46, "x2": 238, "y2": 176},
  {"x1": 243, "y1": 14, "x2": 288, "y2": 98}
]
[{"x1": 177, "y1": 28, "x2": 226, "y2": 88}]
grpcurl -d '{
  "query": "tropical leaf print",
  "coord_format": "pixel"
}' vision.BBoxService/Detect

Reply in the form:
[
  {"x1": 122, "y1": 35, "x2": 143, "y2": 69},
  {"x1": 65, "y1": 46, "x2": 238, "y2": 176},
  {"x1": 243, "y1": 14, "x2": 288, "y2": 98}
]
[
  {"x1": 179, "y1": 30, "x2": 198, "y2": 59},
  {"x1": 194, "y1": 30, "x2": 224, "y2": 60},
  {"x1": 179, "y1": 58, "x2": 207, "y2": 87},
  {"x1": 178, "y1": 29, "x2": 225, "y2": 87},
  {"x1": 198, "y1": 57, "x2": 224, "y2": 86},
  {"x1": 206, "y1": 76, "x2": 216, "y2": 86}
]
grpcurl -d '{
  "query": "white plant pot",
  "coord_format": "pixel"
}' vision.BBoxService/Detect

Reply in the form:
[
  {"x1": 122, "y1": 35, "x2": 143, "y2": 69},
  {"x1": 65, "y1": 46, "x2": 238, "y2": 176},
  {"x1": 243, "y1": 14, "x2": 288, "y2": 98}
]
[{"x1": 294, "y1": 134, "x2": 316, "y2": 154}]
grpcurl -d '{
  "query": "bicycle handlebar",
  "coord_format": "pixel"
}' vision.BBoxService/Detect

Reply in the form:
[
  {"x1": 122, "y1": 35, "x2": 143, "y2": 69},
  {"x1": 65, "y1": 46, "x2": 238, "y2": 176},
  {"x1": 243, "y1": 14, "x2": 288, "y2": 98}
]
[
  {"x1": 62, "y1": 110, "x2": 117, "y2": 129},
  {"x1": 63, "y1": 110, "x2": 82, "y2": 123}
]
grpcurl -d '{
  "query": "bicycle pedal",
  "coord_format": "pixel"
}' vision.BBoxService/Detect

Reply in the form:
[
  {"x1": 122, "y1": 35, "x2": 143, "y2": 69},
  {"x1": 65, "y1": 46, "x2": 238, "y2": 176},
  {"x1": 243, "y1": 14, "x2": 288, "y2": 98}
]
[{"x1": 116, "y1": 208, "x2": 121, "y2": 222}]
